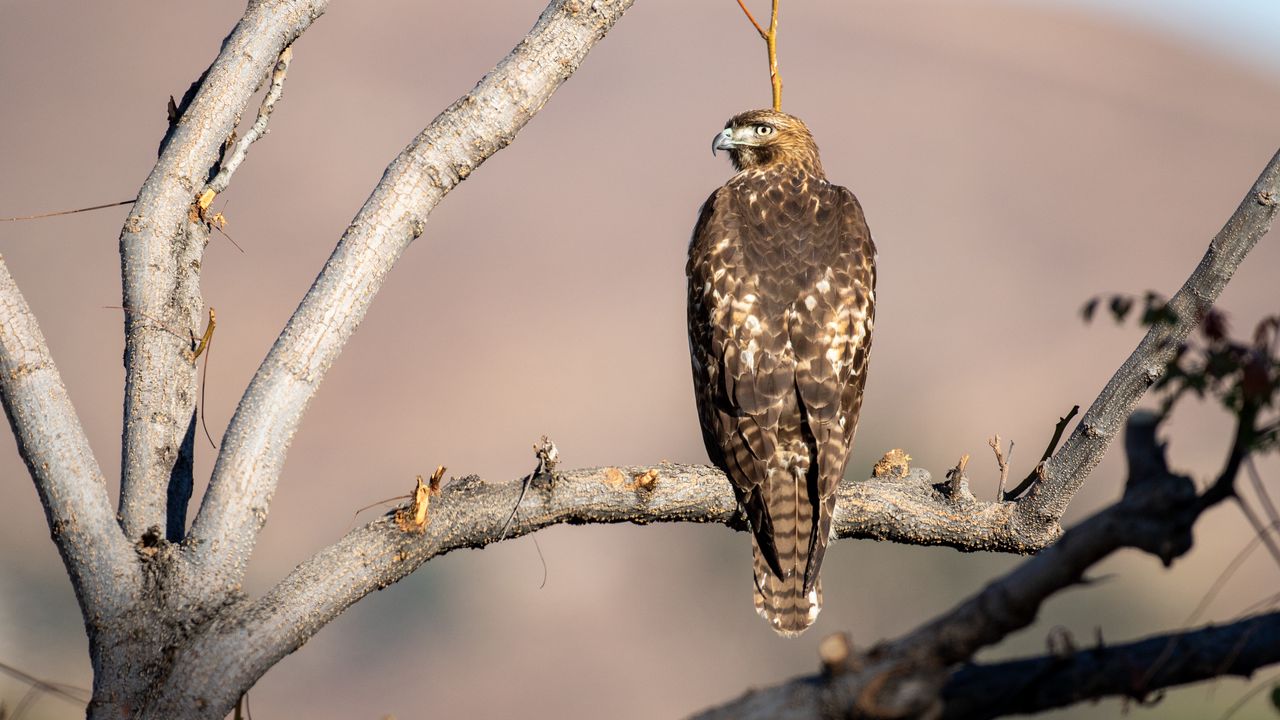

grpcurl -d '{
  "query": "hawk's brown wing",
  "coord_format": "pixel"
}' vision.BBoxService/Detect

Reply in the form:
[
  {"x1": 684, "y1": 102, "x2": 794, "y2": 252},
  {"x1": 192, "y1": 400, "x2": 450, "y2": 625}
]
[
  {"x1": 785, "y1": 184, "x2": 876, "y2": 591},
  {"x1": 688, "y1": 170, "x2": 875, "y2": 636},
  {"x1": 687, "y1": 185, "x2": 786, "y2": 576}
]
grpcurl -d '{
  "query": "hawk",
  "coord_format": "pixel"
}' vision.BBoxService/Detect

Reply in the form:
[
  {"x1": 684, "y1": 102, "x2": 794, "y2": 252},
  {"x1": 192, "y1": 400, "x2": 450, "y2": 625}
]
[{"x1": 687, "y1": 109, "x2": 876, "y2": 636}]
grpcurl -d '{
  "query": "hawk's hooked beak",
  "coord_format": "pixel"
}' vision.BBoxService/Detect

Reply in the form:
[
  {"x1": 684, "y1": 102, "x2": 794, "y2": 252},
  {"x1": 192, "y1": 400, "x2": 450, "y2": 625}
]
[{"x1": 712, "y1": 128, "x2": 735, "y2": 156}]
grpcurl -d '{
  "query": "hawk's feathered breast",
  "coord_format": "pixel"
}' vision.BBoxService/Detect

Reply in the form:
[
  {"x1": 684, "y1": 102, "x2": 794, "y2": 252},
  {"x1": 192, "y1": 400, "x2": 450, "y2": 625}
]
[{"x1": 687, "y1": 110, "x2": 875, "y2": 636}]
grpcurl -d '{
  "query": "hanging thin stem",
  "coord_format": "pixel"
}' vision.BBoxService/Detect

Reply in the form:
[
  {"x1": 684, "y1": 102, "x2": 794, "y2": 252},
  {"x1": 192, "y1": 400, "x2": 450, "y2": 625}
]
[{"x1": 735, "y1": 0, "x2": 782, "y2": 111}]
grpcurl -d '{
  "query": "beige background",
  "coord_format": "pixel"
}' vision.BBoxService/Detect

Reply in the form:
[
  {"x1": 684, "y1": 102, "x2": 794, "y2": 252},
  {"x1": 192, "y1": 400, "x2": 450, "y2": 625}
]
[{"x1": 1, "y1": 1, "x2": 1279, "y2": 718}]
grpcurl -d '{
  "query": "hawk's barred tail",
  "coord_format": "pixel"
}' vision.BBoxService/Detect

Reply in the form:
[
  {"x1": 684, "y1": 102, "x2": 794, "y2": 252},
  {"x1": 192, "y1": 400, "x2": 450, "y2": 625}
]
[{"x1": 752, "y1": 538, "x2": 822, "y2": 637}]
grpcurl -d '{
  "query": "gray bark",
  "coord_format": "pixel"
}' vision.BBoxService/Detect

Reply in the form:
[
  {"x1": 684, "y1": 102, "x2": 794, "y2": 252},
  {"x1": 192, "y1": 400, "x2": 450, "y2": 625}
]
[
  {"x1": 117, "y1": 0, "x2": 328, "y2": 542},
  {"x1": 0, "y1": 257, "x2": 140, "y2": 619},
  {"x1": 179, "y1": 0, "x2": 638, "y2": 606}
]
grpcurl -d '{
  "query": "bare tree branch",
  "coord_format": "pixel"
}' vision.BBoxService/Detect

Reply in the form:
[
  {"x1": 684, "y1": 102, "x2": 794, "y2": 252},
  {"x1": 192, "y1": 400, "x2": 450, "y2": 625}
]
[
  {"x1": 692, "y1": 411, "x2": 1243, "y2": 719},
  {"x1": 181, "y1": 0, "x2": 638, "y2": 602},
  {"x1": 0, "y1": 256, "x2": 140, "y2": 619},
  {"x1": 1017, "y1": 149, "x2": 1280, "y2": 534},
  {"x1": 203, "y1": 45, "x2": 295, "y2": 197},
  {"x1": 940, "y1": 611, "x2": 1280, "y2": 720},
  {"x1": 145, "y1": 459, "x2": 1050, "y2": 719},
  {"x1": 117, "y1": 0, "x2": 328, "y2": 540}
]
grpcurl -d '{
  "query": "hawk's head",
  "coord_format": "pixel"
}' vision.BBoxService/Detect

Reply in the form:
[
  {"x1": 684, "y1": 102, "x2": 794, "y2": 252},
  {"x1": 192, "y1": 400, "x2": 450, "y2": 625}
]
[{"x1": 712, "y1": 109, "x2": 823, "y2": 176}]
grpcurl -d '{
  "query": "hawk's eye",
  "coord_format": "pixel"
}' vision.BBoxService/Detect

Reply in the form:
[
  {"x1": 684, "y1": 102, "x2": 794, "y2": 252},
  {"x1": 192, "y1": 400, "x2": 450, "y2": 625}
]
[{"x1": 755, "y1": 125, "x2": 774, "y2": 136}]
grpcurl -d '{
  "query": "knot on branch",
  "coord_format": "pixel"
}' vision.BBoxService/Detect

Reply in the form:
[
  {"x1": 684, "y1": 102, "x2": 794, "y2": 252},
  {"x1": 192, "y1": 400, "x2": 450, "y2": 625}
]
[
  {"x1": 872, "y1": 449, "x2": 913, "y2": 480},
  {"x1": 938, "y1": 454, "x2": 977, "y2": 504}
]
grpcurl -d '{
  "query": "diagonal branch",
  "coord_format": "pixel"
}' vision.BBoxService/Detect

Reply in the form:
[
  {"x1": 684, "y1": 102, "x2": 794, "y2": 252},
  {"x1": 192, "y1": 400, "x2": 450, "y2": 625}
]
[
  {"x1": 181, "y1": 0, "x2": 639, "y2": 602},
  {"x1": 1015, "y1": 148, "x2": 1280, "y2": 534},
  {"x1": 0, "y1": 257, "x2": 140, "y2": 619},
  {"x1": 940, "y1": 611, "x2": 1280, "y2": 720},
  {"x1": 117, "y1": 0, "x2": 328, "y2": 540},
  {"x1": 693, "y1": 411, "x2": 1237, "y2": 719}
]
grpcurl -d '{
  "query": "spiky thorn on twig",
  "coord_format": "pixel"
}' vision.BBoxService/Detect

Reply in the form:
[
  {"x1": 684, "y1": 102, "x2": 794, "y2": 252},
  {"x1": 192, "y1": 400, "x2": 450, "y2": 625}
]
[
  {"x1": 734, "y1": 0, "x2": 782, "y2": 111},
  {"x1": 1004, "y1": 404, "x2": 1079, "y2": 500},
  {"x1": 944, "y1": 453, "x2": 971, "y2": 498}
]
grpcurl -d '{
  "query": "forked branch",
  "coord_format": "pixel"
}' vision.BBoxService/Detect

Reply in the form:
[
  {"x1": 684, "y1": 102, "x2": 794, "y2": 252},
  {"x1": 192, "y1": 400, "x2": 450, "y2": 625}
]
[
  {"x1": 180, "y1": 0, "x2": 639, "y2": 603},
  {"x1": 117, "y1": 0, "x2": 328, "y2": 540},
  {"x1": 736, "y1": 0, "x2": 782, "y2": 110}
]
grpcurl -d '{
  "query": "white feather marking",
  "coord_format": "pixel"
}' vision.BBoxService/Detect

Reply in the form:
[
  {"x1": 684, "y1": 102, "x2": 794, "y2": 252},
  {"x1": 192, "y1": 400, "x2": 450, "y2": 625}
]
[
  {"x1": 816, "y1": 278, "x2": 831, "y2": 294},
  {"x1": 804, "y1": 295, "x2": 817, "y2": 311}
]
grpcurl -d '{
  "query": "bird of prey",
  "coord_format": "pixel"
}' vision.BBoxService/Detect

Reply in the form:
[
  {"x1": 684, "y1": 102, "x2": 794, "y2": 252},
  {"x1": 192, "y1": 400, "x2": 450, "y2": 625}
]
[{"x1": 686, "y1": 109, "x2": 876, "y2": 636}]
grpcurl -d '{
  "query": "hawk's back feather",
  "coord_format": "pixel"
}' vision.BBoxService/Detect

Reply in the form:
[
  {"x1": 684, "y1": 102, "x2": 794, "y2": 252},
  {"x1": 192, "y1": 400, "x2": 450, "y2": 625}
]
[{"x1": 687, "y1": 159, "x2": 875, "y2": 637}]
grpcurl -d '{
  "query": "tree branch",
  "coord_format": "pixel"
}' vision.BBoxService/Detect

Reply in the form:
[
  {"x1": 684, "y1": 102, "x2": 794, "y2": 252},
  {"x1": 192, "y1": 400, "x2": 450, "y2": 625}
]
[
  {"x1": 144, "y1": 460, "x2": 1046, "y2": 719},
  {"x1": 1016, "y1": 149, "x2": 1280, "y2": 533},
  {"x1": 203, "y1": 45, "x2": 295, "y2": 197},
  {"x1": 940, "y1": 611, "x2": 1280, "y2": 720},
  {"x1": 693, "y1": 411, "x2": 1242, "y2": 719},
  {"x1": 181, "y1": 0, "x2": 638, "y2": 601},
  {"x1": 0, "y1": 256, "x2": 139, "y2": 619},
  {"x1": 117, "y1": 0, "x2": 327, "y2": 540}
]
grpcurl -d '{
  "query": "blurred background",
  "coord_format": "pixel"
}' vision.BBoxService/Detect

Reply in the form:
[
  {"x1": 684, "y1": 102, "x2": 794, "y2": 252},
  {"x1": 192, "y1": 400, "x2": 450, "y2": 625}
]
[{"x1": 1, "y1": 0, "x2": 1279, "y2": 717}]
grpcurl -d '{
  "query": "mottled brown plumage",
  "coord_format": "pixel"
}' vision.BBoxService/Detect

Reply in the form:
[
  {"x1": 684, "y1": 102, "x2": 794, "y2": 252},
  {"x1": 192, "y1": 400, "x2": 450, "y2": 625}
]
[{"x1": 687, "y1": 109, "x2": 876, "y2": 636}]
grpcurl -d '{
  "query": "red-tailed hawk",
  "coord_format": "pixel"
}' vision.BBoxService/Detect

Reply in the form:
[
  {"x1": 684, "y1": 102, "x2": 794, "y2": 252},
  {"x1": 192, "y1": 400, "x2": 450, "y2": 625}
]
[{"x1": 687, "y1": 109, "x2": 876, "y2": 636}]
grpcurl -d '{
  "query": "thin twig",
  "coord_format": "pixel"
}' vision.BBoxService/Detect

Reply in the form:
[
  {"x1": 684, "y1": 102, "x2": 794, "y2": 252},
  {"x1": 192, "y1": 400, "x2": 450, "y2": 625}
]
[
  {"x1": 989, "y1": 435, "x2": 1011, "y2": 501},
  {"x1": 1005, "y1": 405, "x2": 1078, "y2": 500},
  {"x1": 192, "y1": 308, "x2": 216, "y2": 360},
  {"x1": 734, "y1": 0, "x2": 766, "y2": 37},
  {"x1": 1234, "y1": 495, "x2": 1280, "y2": 569},
  {"x1": 0, "y1": 198, "x2": 135, "y2": 222},
  {"x1": 198, "y1": 325, "x2": 217, "y2": 451},
  {"x1": 734, "y1": 0, "x2": 782, "y2": 110},
  {"x1": 204, "y1": 45, "x2": 294, "y2": 197},
  {"x1": 0, "y1": 660, "x2": 89, "y2": 706}
]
